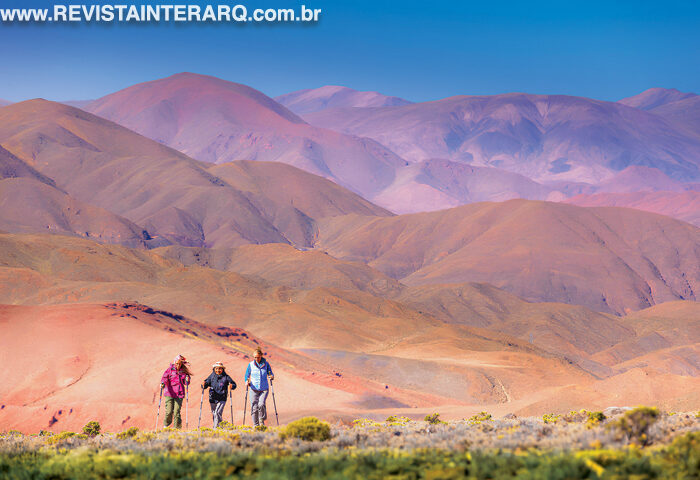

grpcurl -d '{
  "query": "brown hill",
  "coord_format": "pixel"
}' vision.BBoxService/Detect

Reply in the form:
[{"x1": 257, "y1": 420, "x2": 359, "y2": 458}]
[
  {"x1": 0, "y1": 99, "x2": 283, "y2": 247},
  {"x1": 395, "y1": 282, "x2": 630, "y2": 361},
  {"x1": 0, "y1": 100, "x2": 390, "y2": 248},
  {"x1": 0, "y1": 234, "x2": 599, "y2": 388},
  {"x1": 207, "y1": 160, "x2": 392, "y2": 245},
  {"x1": 0, "y1": 177, "x2": 150, "y2": 247},
  {"x1": 0, "y1": 144, "x2": 57, "y2": 187},
  {"x1": 155, "y1": 243, "x2": 403, "y2": 297},
  {"x1": 316, "y1": 199, "x2": 700, "y2": 314},
  {"x1": 153, "y1": 242, "x2": 625, "y2": 365},
  {"x1": 591, "y1": 301, "x2": 700, "y2": 370}
]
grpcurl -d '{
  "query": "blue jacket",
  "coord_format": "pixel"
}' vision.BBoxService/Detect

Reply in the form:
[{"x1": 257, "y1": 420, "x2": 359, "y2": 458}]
[
  {"x1": 244, "y1": 359, "x2": 273, "y2": 392},
  {"x1": 203, "y1": 370, "x2": 236, "y2": 402}
]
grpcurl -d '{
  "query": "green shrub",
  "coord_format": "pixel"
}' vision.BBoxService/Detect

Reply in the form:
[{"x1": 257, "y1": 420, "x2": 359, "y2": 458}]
[
  {"x1": 467, "y1": 411, "x2": 492, "y2": 424},
  {"x1": 82, "y1": 421, "x2": 101, "y2": 437},
  {"x1": 660, "y1": 431, "x2": 700, "y2": 478},
  {"x1": 218, "y1": 420, "x2": 233, "y2": 430},
  {"x1": 45, "y1": 431, "x2": 88, "y2": 445},
  {"x1": 2, "y1": 434, "x2": 700, "y2": 479},
  {"x1": 352, "y1": 418, "x2": 381, "y2": 428},
  {"x1": 424, "y1": 413, "x2": 445, "y2": 424},
  {"x1": 385, "y1": 415, "x2": 410, "y2": 424},
  {"x1": 279, "y1": 417, "x2": 331, "y2": 441},
  {"x1": 610, "y1": 406, "x2": 659, "y2": 445},
  {"x1": 116, "y1": 427, "x2": 139, "y2": 439},
  {"x1": 586, "y1": 411, "x2": 606, "y2": 427},
  {"x1": 38, "y1": 430, "x2": 53, "y2": 437},
  {"x1": 543, "y1": 413, "x2": 561, "y2": 424}
]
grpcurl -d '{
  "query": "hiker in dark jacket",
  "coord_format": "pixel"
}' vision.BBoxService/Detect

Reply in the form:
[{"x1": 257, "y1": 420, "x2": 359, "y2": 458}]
[
  {"x1": 202, "y1": 361, "x2": 236, "y2": 428},
  {"x1": 244, "y1": 348, "x2": 274, "y2": 426}
]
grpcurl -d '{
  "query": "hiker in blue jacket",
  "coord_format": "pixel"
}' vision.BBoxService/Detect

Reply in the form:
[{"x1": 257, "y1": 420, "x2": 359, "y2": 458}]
[
  {"x1": 201, "y1": 361, "x2": 236, "y2": 428},
  {"x1": 244, "y1": 348, "x2": 274, "y2": 426}
]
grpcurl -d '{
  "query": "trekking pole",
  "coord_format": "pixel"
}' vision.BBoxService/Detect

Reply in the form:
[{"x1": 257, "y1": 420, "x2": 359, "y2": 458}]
[
  {"x1": 197, "y1": 386, "x2": 204, "y2": 429},
  {"x1": 269, "y1": 376, "x2": 279, "y2": 426},
  {"x1": 229, "y1": 388, "x2": 234, "y2": 425},
  {"x1": 154, "y1": 385, "x2": 163, "y2": 431},
  {"x1": 242, "y1": 384, "x2": 249, "y2": 426},
  {"x1": 185, "y1": 384, "x2": 189, "y2": 430}
]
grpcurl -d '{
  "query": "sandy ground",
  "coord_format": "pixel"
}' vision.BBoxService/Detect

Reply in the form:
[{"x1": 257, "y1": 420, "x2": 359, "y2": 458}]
[{"x1": 2, "y1": 302, "x2": 698, "y2": 433}]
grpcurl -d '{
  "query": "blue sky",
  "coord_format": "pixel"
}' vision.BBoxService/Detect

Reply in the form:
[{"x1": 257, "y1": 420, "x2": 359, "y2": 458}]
[{"x1": 1, "y1": 0, "x2": 699, "y2": 102}]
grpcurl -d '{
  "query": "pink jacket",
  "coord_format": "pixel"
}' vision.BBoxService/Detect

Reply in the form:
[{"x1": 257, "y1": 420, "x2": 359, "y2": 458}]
[{"x1": 161, "y1": 364, "x2": 190, "y2": 398}]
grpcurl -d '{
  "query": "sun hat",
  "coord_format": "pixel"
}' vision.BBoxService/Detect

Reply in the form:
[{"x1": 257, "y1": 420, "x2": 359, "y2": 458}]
[{"x1": 212, "y1": 361, "x2": 225, "y2": 368}]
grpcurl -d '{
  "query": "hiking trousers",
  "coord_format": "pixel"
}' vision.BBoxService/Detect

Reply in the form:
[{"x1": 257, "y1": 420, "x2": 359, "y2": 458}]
[
  {"x1": 164, "y1": 397, "x2": 183, "y2": 428},
  {"x1": 249, "y1": 389, "x2": 268, "y2": 426},
  {"x1": 210, "y1": 400, "x2": 226, "y2": 428}
]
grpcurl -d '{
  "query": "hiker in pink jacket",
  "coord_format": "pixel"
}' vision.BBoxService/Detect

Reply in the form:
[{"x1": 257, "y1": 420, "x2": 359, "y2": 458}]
[{"x1": 160, "y1": 354, "x2": 192, "y2": 428}]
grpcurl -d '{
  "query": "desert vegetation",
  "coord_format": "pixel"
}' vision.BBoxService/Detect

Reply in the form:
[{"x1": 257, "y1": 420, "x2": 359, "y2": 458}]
[{"x1": 1, "y1": 409, "x2": 698, "y2": 479}]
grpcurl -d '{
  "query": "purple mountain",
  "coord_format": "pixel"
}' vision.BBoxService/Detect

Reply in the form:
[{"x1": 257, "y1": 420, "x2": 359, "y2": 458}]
[
  {"x1": 302, "y1": 93, "x2": 700, "y2": 185},
  {"x1": 620, "y1": 88, "x2": 700, "y2": 137},
  {"x1": 275, "y1": 85, "x2": 412, "y2": 115}
]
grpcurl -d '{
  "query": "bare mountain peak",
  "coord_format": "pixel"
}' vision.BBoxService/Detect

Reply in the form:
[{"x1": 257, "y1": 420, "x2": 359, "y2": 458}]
[
  {"x1": 84, "y1": 73, "x2": 406, "y2": 198},
  {"x1": 276, "y1": 84, "x2": 412, "y2": 114},
  {"x1": 619, "y1": 87, "x2": 698, "y2": 110},
  {"x1": 87, "y1": 72, "x2": 306, "y2": 127}
]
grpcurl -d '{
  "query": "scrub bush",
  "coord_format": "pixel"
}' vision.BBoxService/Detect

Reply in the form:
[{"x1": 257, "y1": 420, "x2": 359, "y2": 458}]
[
  {"x1": 385, "y1": 415, "x2": 410, "y2": 424},
  {"x1": 424, "y1": 413, "x2": 445, "y2": 424},
  {"x1": 82, "y1": 421, "x2": 101, "y2": 437},
  {"x1": 586, "y1": 411, "x2": 606, "y2": 427},
  {"x1": 468, "y1": 411, "x2": 492, "y2": 424},
  {"x1": 610, "y1": 406, "x2": 660, "y2": 445},
  {"x1": 116, "y1": 427, "x2": 139, "y2": 439},
  {"x1": 543, "y1": 413, "x2": 561, "y2": 424},
  {"x1": 1, "y1": 433, "x2": 700, "y2": 479},
  {"x1": 46, "y1": 431, "x2": 88, "y2": 445},
  {"x1": 279, "y1": 417, "x2": 331, "y2": 442}
]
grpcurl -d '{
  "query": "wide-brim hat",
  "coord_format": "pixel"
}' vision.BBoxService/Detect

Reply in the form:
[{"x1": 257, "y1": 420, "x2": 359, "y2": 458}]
[{"x1": 212, "y1": 361, "x2": 225, "y2": 368}]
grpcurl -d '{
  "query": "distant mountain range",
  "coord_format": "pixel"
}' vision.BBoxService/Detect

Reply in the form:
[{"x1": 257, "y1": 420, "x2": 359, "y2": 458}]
[
  {"x1": 77, "y1": 77, "x2": 700, "y2": 219},
  {"x1": 301, "y1": 91, "x2": 700, "y2": 186}
]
